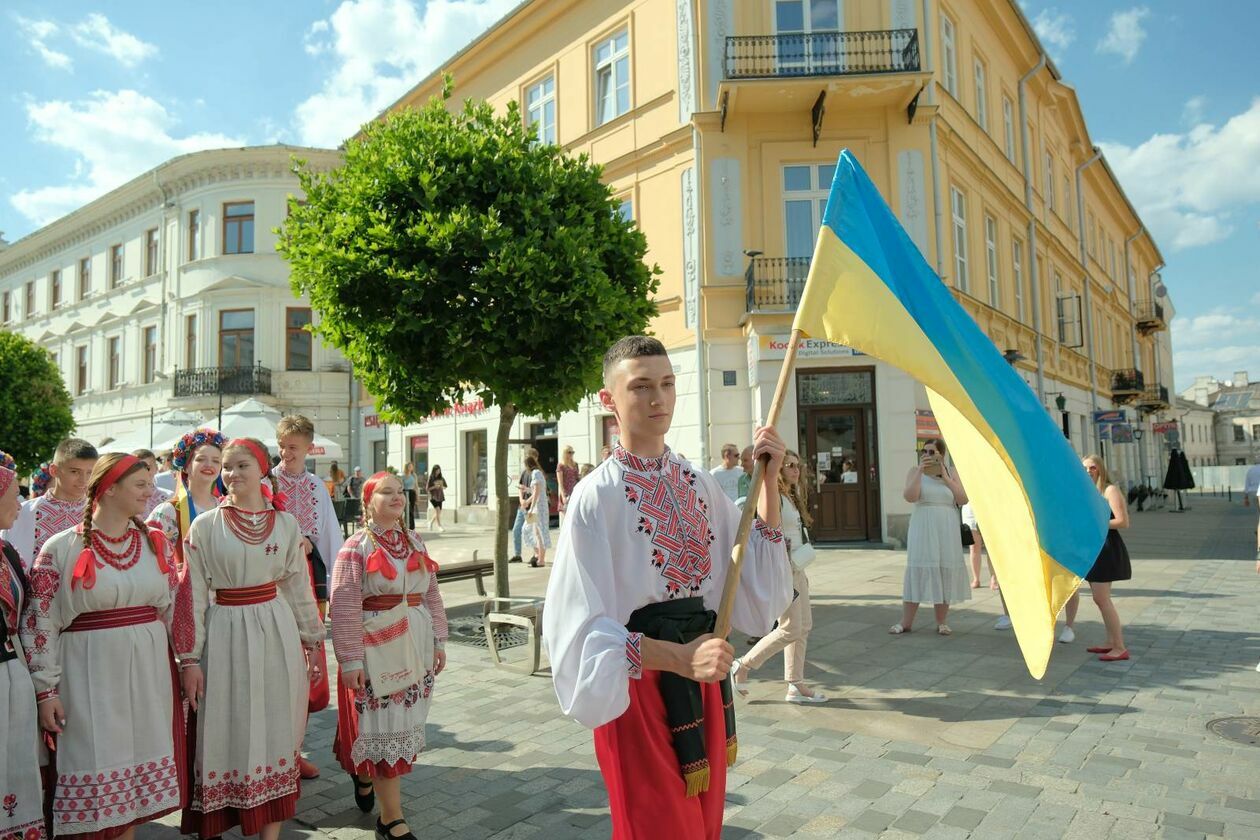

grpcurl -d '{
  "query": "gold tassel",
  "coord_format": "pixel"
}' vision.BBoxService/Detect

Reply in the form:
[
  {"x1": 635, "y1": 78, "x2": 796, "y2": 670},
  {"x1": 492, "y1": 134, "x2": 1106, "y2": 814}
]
[
  {"x1": 726, "y1": 736, "x2": 738, "y2": 766},
  {"x1": 683, "y1": 766, "x2": 711, "y2": 798}
]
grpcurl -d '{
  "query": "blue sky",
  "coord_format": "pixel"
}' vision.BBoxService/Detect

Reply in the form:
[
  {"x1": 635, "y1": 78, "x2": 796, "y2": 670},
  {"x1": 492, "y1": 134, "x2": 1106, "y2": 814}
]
[{"x1": 1, "y1": 0, "x2": 1256, "y2": 390}]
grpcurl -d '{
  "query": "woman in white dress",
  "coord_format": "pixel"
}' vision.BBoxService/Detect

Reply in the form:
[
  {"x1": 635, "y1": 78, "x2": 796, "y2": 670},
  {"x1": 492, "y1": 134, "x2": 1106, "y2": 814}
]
[
  {"x1": 330, "y1": 472, "x2": 448, "y2": 840},
  {"x1": 23, "y1": 453, "x2": 183, "y2": 840},
  {"x1": 1, "y1": 465, "x2": 46, "y2": 840},
  {"x1": 179, "y1": 438, "x2": 324, "y2": 840},
  {"x1": 522, "y1": 455, "x2": 550, "y2": 567},
  {"x1": 890, "y1": 438, "x2": 970, "y2": 635},
  {"x1": 145, "y1": 428, "x2": 225, "y2": 658}
]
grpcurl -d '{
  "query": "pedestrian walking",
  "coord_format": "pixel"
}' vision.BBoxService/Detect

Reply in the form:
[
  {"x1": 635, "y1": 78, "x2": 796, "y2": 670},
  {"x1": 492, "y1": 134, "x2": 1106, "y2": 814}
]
[
  {"x1": 330, "y1": 471, "x2": 448, "y2": 840},
  {"x1": 736, "y1": 445, "x2": 755, "y2": 503},
  {"x1": 961, "y1": 502, "x2": 997, "y2": 590},
  {"x1": 349, "y1": 467, "x2": 366, "y2": 501},
  {"x1": 425, "y1": 466, "x2": 447, "y2": 532},
  {"x1": 401, "y1": 463, "x2": 418, "y2": 530},
  {"x1": 710, "y1": 443, "x2": 743, "y2": 502},
  {"x1": 0, "y1": 464, "x2": 46, "y2": 840},
  {"x1": 522, "y1": 455, "x2": 550, "y2": 567},
  {"x1": 510, "y1": 447, "x2": 539, "y2": 563},
  {"x1": 557, "y1": 446, "x2": 580, "y2": 527},
  {"x1": 1244, "y1": 456, "x2": 1260, "y2": 561},
  {"x1": 890, "y1": 439, "x2": 971, "y2": 635},
  {"x1": 731, "y1": 450, "x2": 827, "y2": 703},
  {"x1": 179, "y1": 437, "x2": 325, "y2": 839},
  {"x1": 1061, "y1": 455, "x2": 1132, "y2": 661},
  {"x1": 23, "y1": 453, "x2": 184, "y2": 839},
  {"x1": 330, "y1": 462, "x2": 348, "y2": 499}
]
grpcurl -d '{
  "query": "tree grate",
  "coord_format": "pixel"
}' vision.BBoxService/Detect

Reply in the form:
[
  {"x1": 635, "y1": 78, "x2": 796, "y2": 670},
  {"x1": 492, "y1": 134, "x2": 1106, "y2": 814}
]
[
  {"x1": 446, "y1": 615, "x2": 529, "y2": 651},
  {"x1": 1207, "y1": 717, "x2": 1260, "y2": 748}
]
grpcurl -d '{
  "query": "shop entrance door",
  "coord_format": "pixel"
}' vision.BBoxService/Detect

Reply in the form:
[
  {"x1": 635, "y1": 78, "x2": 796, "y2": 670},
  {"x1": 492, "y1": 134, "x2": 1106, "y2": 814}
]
[{"x1": 804, "y1": 407, "x2": 869, "y2": 541}]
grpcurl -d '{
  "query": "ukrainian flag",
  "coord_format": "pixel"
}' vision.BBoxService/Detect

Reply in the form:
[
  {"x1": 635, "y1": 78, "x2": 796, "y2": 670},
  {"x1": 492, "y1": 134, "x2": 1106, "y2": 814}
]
[{"x1": 793, "y1": 150, "x2": 1109, "y2": 678}]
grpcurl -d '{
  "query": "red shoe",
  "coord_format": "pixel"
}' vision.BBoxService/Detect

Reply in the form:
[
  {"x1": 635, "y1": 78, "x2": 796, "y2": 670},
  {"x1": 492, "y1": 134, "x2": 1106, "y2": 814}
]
[
  {"x1": 298, "y1": 756, "x2": 320, "y2": 779},
  {"x1": 1086, "y1": 646, "x2": 1111, "y2": 653},
  {"x1": 1098, "y1": 650, "x2": 1129, "y2": 662}
]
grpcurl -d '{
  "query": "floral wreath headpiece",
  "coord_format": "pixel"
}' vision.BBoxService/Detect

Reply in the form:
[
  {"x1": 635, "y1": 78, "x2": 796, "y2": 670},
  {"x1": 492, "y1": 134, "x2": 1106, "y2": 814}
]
[
  {"x1": 0, "y1": 450, "x2": 15, "y2": 472},
  {"x1": 31, "y1": 463, "x2": 52, "y2": 497},
  {"x1": 171, "y1": 428, "x2": 227, "y2": 472}
]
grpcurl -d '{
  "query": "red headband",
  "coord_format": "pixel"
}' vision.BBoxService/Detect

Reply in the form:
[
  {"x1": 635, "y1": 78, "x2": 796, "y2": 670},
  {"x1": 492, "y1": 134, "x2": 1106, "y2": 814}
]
[
  {"x1": 226, "y1": 439, "x2": 286, "y2": 511},
  {"x1": 93, "y1": 455, "x2": 142, "y2": 500},
  {"x1": 0, "y1": 467, "x2": 14, "y2": 496},
  {"x1": 361, "y1": 471, "x2": 395, "y2": 507}
]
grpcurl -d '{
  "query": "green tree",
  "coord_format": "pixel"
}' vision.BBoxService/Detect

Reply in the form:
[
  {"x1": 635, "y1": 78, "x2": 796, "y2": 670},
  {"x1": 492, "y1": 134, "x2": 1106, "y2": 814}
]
[
  {"x1": 279, "y1": 84, "x2": 659, "y2": 596},
  {"x1": 0, "y1": 332, "x2": 76, "y2": 473}
]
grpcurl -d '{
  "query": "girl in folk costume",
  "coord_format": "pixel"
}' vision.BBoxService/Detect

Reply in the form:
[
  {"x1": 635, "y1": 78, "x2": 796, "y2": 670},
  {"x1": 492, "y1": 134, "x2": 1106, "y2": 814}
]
[
  {"x1": 21, "y1": 454, "x2": 184, "y2": 840},
  {"x1": 1, "y1": 465, "x2": 47, "y2": 840},
  {"x1": 330, "y1": 472, "x2": 447, "y2": 840},
  {"x1": 179, "y1": 438, "x2": 324, "y2": 840},
  {"x1": 145, "y1": 430, "x2": 225, "y2": 658}
]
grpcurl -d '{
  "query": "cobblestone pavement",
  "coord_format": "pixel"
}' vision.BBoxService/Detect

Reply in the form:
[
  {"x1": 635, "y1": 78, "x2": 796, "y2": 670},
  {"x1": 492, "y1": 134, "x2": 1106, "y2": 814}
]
[{"x1": 142, "y1": 494, "x2": 1260, "y2": 839}]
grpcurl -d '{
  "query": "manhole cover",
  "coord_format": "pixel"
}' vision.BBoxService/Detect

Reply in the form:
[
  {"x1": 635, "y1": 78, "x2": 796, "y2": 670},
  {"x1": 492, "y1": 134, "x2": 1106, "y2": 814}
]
[
  {"x1": 446, "y1": 615, "x2": 529, "y2": 651},
  {"x1": 1207, "y1": 717, "x2": 1260, "y2": 747}
]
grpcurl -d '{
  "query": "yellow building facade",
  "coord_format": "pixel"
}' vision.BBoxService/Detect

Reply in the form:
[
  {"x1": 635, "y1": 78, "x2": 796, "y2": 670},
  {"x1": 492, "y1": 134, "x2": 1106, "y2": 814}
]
[{"x1": 378, "y1": 0, "x2": 1169, "y2": 544}]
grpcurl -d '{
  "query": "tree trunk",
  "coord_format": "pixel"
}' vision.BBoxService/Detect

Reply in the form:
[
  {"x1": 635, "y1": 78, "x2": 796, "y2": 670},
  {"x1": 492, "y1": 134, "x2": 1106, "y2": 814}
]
[{"x1": 493, "y1": 402, "x2": 517, "y2": 599}]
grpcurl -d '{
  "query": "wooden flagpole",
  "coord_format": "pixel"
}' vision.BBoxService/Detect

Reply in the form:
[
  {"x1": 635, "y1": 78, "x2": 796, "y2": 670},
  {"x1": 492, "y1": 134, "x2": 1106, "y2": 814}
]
[{"x1": 714, "y1": 327, "x2": 804, "y2": 638}]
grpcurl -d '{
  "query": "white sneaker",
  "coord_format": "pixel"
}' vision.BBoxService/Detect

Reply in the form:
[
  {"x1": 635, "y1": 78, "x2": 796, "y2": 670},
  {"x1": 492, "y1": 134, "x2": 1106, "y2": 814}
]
[
  {"x1": 785, "y1": 685, "x2": 828, "y2": 704},
  {"x1": 1058, "y1": 626, "x2": 1075, "y2": 644},
  {"x1": 994, "y1": 615, "x2": 1013, "y2": 631}
]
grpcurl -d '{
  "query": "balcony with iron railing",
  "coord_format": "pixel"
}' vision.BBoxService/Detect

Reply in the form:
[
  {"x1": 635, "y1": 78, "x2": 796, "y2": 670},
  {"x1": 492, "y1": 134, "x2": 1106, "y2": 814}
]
[
  {"x1": 725, "y1": 28, "x2": 920, "y2": 80},
  {"x1": 173, "y1": 364, "x2": 272, "y2": 398},
  {"x1": 746, "y1": 256, "x2": 810, "y2": 312},
  {"x1": 1137, "y1": 384, "x2": 1171, "y2": 412},
  {"x1": 1135, "y1": 299, "x2": 1167, "y2": 333},
  {"x1": 1110, "y1": 369, "x2": 1145, "y2": 403}
]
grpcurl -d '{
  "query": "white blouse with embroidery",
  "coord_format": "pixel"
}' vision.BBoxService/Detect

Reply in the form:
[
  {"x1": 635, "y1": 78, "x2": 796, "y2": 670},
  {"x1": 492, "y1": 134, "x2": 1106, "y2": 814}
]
[{"x1": 543, "y1": 446, "x2": 792, "y2": 729}]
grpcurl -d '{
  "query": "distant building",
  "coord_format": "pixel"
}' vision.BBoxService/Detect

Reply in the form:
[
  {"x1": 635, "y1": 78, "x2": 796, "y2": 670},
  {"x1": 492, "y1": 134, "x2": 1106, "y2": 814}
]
[{"x1": 1205, "y1": 372, "x2": 1260, "y2": 466}]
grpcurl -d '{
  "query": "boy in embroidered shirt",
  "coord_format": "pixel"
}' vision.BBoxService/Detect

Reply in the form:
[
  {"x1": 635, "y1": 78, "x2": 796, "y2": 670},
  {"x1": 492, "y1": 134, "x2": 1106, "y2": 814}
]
[
  {"x1": 0, "y1": 438, "x2": 98, "y2": 571},
  {"x1": 543, "y1": 336, "x2": 793, "y2": 840},
  {"x1": 274, "y1": 414, "x2": 344, "y2": 780}
]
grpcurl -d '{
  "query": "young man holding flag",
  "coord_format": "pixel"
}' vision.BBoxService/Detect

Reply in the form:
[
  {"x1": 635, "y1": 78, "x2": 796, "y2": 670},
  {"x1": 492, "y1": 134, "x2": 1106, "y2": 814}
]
[{"x1": 543, "y1": 336, "x2": 793, "y2": 840}]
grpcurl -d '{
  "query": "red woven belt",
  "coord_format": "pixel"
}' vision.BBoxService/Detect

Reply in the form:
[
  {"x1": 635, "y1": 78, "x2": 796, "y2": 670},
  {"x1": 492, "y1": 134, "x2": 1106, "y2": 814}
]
[
  {"x1": 65, "y1": 605, "x2": 158, "y2": 632},
  {"x1": 215, "y1": 582, "x2": 277, "y2": 605},
  {"x1": 362, "y1": 593, "x2": 422, "y2": 611}
]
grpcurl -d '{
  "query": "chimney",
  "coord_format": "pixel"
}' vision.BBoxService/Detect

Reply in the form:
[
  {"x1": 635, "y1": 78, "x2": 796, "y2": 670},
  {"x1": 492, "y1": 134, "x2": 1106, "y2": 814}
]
[{"x1": 1235, "y1": 371, "x2": 1249, "y2": 388}]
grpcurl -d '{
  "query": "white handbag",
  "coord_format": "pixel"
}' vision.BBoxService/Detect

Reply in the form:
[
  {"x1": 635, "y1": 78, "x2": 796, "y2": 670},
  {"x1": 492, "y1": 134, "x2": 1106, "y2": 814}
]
[{"x1": 789, "y1": 525, "x2": 816, "y2": 569}]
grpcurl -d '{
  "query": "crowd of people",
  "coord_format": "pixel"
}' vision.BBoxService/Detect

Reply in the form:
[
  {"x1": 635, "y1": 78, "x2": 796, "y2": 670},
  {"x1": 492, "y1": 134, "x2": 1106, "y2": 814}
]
[{"x1": 0, "y1": 413, "x2": 447, "y2": 840}]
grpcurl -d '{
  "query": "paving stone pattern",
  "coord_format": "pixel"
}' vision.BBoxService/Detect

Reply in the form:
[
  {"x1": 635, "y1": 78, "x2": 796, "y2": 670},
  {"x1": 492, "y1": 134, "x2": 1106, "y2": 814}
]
[{"x1": 139, "y1": 495, "x2": 1260, "y2": 839}]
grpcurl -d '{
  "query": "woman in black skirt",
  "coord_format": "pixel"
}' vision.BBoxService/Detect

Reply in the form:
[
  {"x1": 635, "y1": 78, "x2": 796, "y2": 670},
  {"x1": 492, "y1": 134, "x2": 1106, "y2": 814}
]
[{"x1": 1063, "y1": 454, "x2": 1131, "y2": 661}]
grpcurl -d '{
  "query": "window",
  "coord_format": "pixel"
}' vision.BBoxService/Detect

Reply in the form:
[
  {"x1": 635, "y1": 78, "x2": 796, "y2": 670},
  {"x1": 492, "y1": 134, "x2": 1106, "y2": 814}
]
[
  {"x1": 1087, "y1": 211, "x2": 1096, "y2": 257},
  {"x1": 187, "y1": 210, "x2": 201, "y2": 261},
  {"x1": 464, "y1": 429, "x2": 489, "y2": 505},
  {"x1": 950, "y1": 186, "x2": 968, "y2": 292},
  {"x1": 76, "y1": 346, "x2": 88, "y2": 395},
  {"x1": 594, "y1": 30, "x2": 630, "y2": 125},
  {"x1": 1002, "y1": 96, "x2": 1015, "y2": 162},
  {"x1": 1061, "y1": 174, "x2": 1071, "y2": 224},
  {"x1": 941, "y1": 14, "x2": 957, "y2": 96},
  {"x1": 185, "y1": 314, "x2": 198, "y2": 368},
  {"x1": 286, "y1": 307, "x2": 312, "y2": 371},
  {"x1": 143, "y1": 325, "x2": 157, "y2": 384},
  {"x1": 782, "y1": 162, "x2": 837, "y2": 291},
  {"x1": 1044, "y1": 152, "x2": 1055, "y2": 211},
  {"x1": 773, "y1": 0, "x2": 842, "y2": 71},
  {"x1": 222, "y1": 202, "x2": 255, "y2": 255},
  {"x1": 79, "y1": 257, "x2": 91, "y2": 299},
  {"x1": 1012, "y1": 237, "x2": 1025, "y2": 323},
  {"x1": 110, "y1": 244, "x2": 123, "y2": 288},
  {"x1": 617, "y1": 197, "x2": 634, "y2": 223},
  {"x1": 1109, "y1": 238, "x2": 1117, "y2": 278},
  {"x1": 2, "y1": 291, "x2": 10, "y2": 324},
  {"x1": 50, "y1": 270, "x2": 62, "y2": 309},
  {"x1": 973, "y1": 59, "x2": 988, "y2": 131},
  {"x1": 984, "y1": 214, "x2": 999, "y2": 308},
  {"x1": 107, "y1": 336, "x2": 121, "y2": 390},
  {"x1": 24, "y1": 282, "x2": 35, "y2": 319},
  {"x1": 1234, "y1": 425, "x2": 1246, "y2": 442},
  {"x1": 218, "y1": 309, "x2": 255, "y2": 368},
  {"x1": 525, "y1": 76, "x2": 556, "y2": 145},
  {"x1": 1253, "y1": 423, "x2": 1260, "y2": 440},
  {"x1": 145, "y1": 228, "x2": 159, "y2": 276}
]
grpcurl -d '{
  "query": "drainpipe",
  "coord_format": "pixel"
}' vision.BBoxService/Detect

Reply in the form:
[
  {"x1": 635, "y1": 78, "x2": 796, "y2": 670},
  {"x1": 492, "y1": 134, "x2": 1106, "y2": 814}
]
[
  {"x1": 1124, "y1": 227, "x2": 1145, "y2": 480},
  {"x1": 1148, "y1": 260, "x2": 1165, "y2": 482},
  {"x1": 691, "y1": 125, "x2": 710, "y2": 469},
  {"x1": 153, "y1": 171, "x2": 171, "y2": 378},
  {"x1": 1019, "y1": 54, "x2": 1047, "y2": 401},
  {"x1": 1075, "y1": 148, "x2": 1103, "y2": 452},
  {"x1": 921, "y1": 0, "x2": 946, "y2": 276}
]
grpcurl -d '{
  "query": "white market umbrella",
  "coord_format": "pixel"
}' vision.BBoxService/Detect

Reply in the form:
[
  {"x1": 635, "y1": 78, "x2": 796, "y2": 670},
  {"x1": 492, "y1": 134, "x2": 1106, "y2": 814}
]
[
  {"x1": 218, "y1": 398, "x2": 344, "y2": 460},
  {"x1": 101, "y1": 410, "x2": 206, "y2": 455}
]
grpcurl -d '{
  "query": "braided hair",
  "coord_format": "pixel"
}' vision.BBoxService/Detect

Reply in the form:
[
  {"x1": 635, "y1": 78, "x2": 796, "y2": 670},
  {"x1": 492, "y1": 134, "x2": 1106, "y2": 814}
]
[{"x1": 82, "y1": 453, "x2": 150, "y2": 550}]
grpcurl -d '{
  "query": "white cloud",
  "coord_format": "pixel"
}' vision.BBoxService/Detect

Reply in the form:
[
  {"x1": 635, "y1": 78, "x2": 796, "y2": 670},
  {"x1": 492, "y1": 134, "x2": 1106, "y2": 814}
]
[
  {"x1": 15, "y1": 15, "x2": 72, "y2": 69},
  {"x1": 294, "y1": 0, "x2": 520, "y2": 147},
  {"x1": 1251, "y1": 291, "x2": 1260, "y2": 306},
  {"x1": 1096, "y1": 7, "x2": 1150, "y2": 64},
  {"x1": 69, "y1": 13, "x2": 158, "y2": 67},
  {"x1": 1031, "y1": 8, "x2": 1075, "y2": 54},
  {"x1": 10, "y1": 90, "x2": 244, "y2": 227},
  {"x1": 1099, "y1": 98, "x2": 1260, "y2": 251},
  {"x1": 1172, "y1": 310, "x2": 1260, "y2": 384},
  {"x1": 1182, "y1": 95, "x2": 1206, "y2": 127}
]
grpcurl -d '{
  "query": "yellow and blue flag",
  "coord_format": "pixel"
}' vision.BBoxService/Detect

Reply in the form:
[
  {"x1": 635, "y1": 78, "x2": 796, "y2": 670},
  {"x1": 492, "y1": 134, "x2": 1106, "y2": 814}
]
[{"x1": 793, "y1": 150, "x2": 1109, "y2": 678}]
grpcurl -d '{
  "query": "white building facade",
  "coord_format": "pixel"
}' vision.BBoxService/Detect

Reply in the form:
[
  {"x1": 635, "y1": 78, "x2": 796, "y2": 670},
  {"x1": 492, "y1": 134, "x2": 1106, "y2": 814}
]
[{"x1": 0, "y1": 146, "x2": 355, "y2": 466}]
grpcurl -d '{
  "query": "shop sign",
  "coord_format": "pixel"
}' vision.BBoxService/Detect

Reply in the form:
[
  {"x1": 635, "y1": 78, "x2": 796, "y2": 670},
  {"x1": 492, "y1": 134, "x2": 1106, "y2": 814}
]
[
  {"x1": 758, "y1": 334, "x2": 861, "y2": 361},
  {"x1": 1093, "y1": 409, "x2": 1126, "y2": 424},
  {"x1": 1151, "y1": 421, "x2": 1178, "y2": 434},
  {"x1": 915, "y1": 409, "x2": 940, "y2": 440},
  {"x1": 410, "y1": 435, "x2": 429, "y2": 451},
  {"x1": 364, "y1": 414, "x2": 381, "y2": 428},
  {"x1": 1110, "y1": 423, "x2": 1134, "y2": 443}
]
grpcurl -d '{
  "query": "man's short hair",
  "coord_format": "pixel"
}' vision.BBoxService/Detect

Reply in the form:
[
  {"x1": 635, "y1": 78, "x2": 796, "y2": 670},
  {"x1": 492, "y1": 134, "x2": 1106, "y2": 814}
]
[
  {"x1": 54, "y1": 438, "x2": 98, "y2": 464},
  {"x1": 603, "y1": 335, "x2": 668, "y2": 380},
  {"x1": 276, "y1": 414, "x2": 316, "y2": 440},
  {"x1": 131, "y1": 449, "x2": 157, "y2": 462}
]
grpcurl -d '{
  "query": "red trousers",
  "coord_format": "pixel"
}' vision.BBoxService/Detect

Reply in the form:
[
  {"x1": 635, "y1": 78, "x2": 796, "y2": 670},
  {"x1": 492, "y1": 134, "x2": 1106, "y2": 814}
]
[{"x1": 593, "y1": 671, "x2": 728, "y2": 840}]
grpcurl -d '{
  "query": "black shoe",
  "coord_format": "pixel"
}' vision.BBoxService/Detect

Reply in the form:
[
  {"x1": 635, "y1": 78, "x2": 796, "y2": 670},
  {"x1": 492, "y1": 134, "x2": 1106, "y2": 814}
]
[
  {"x1": 353, "y1": 775, "x2": 375, "y2": 813},
  {"x1": 376, "y1": 818, "x2": 416, "y2": 840},
  {"x1": 509, "y1": 555, "x2": 523, "y2": 564}
]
